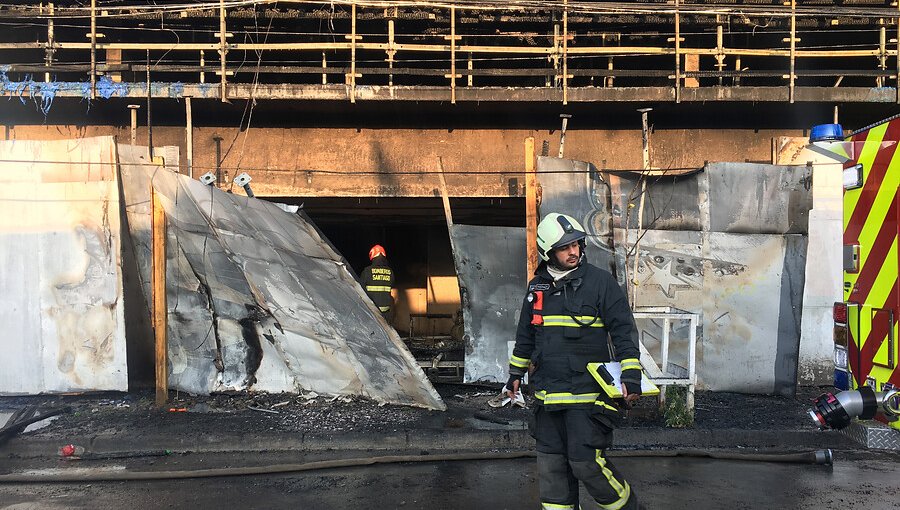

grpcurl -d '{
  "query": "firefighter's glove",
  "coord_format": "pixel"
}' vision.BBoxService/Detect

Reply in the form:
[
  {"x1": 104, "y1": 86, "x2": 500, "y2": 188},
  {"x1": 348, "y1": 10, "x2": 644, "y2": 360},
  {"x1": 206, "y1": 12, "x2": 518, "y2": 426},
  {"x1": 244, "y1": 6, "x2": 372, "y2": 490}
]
[
  {"x1": 505, "y1": 374, "x2": 522, "y2": 393},
  {"x1": 621, "y1": 380, "x2": 642, "y2": 397},
  {"x1": 621, "y1": 370, "x2": 642, "y2": 398}
]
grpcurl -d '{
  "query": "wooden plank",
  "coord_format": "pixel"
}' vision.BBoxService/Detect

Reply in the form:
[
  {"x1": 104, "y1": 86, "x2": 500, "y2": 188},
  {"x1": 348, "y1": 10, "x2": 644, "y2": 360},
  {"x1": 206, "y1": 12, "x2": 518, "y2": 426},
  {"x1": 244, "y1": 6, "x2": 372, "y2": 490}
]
[
  {"x1": 151, "y1": 188, "x2": 168, "y2": 407},
  {"x1": 437, "y1": 157, "x2": 453, "y2": 228},
  {"x1": 525, "y1": 137, "x2": 538, "y2": 279}
]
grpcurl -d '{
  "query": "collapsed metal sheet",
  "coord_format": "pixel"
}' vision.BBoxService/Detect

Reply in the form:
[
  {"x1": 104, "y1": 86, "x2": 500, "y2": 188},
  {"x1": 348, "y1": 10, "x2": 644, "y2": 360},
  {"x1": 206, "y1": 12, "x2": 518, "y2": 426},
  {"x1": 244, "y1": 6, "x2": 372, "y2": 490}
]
[
  {"x1": 540, "y1": 157, "x2": 809, "y2": 394},
  {"x1": 118, "y1": 146, "x2": 444, "y2": 409},
  {"x1": 0, "y1": 136, "x2": 127, "y2": 394},
  {"x1": 450, "y1": 225, "x2": 526, "y2": 383}
]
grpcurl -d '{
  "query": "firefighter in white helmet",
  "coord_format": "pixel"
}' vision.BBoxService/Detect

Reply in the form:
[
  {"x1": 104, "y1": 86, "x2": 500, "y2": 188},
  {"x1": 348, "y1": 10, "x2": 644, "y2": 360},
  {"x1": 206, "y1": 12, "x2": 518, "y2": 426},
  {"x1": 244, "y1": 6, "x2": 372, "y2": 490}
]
[{"x1": 507, "y1": 212, "x2": 644, "y2": 510}]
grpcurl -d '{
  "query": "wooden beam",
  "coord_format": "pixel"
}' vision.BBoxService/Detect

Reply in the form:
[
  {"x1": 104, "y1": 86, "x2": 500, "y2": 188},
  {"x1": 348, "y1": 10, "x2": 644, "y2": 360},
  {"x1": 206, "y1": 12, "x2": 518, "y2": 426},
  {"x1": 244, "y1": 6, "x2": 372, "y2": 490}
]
[
  {"x1": 437, "y1": 157, "x2": 454, "y2": 228},
  {"x1": 525, "y1": 137, "x2": 538, "y2": 279},
  {"x1": 151, "y1": 187, "x2": 168, "y2": 407}
]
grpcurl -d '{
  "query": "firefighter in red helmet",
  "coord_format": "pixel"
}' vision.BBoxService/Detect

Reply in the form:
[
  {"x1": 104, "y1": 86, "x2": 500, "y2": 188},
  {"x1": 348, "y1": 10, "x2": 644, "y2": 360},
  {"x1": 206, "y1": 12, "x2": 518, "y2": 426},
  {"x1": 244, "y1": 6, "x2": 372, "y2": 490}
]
[{"x1": 361, "y1": 244, "x2": 394, "y2": 319}]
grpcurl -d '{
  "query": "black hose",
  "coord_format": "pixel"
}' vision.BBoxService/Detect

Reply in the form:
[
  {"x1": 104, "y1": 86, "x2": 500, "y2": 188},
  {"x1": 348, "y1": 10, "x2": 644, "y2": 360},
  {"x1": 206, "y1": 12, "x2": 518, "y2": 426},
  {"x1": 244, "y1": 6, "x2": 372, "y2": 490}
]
[{"x1": 0, "y1": 448, "x2": 832, "y2": 484}]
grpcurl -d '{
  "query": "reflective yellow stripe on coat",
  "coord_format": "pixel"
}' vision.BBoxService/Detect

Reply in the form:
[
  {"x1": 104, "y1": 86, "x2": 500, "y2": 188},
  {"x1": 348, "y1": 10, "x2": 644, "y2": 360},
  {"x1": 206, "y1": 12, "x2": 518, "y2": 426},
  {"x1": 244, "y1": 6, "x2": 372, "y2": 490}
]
[{"x1": 540, "y1": 315, "x2": 605, "y2": 328}]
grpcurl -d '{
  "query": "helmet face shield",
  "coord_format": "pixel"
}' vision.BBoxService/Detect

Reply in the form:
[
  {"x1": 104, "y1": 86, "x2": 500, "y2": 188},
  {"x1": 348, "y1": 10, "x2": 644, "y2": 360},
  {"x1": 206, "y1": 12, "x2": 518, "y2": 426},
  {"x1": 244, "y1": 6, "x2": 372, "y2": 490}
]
[{"x1": 536, "y1": 213, "x2": 587, "y2": 263}]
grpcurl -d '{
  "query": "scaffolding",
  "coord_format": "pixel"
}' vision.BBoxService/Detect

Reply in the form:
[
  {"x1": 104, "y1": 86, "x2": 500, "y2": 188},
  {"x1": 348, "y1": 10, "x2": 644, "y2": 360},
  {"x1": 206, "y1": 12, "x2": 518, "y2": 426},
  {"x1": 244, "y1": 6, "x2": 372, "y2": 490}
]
[{"x1": 0, "y1": 1, "x2": 898, "y2": 104}]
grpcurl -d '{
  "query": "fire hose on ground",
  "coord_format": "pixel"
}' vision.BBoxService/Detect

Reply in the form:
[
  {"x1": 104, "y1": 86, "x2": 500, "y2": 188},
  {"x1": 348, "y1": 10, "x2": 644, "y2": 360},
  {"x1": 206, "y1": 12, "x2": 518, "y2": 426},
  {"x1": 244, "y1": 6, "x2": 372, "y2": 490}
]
[{"x1": 0, "y1": 449, "x2": 833, "y2": 483}]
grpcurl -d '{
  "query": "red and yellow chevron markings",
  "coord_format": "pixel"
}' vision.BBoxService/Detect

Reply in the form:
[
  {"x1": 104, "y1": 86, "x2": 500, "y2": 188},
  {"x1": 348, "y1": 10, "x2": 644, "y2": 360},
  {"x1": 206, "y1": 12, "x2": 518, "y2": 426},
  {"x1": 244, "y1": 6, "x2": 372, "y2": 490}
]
[{"x1": 843, "y1": 121, "x2": 900, "y2": 403}]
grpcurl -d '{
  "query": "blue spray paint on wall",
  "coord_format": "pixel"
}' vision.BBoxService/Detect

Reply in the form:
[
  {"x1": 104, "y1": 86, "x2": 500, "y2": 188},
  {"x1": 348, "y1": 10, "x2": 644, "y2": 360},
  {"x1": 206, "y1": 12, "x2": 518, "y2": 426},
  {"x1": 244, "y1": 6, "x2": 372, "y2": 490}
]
[
  {"x1": 33, "y1": 81, "x2": 59, "y2": 115},
  {"x1": 96, "y1": 75, "x2": 128, "y2": 99}
]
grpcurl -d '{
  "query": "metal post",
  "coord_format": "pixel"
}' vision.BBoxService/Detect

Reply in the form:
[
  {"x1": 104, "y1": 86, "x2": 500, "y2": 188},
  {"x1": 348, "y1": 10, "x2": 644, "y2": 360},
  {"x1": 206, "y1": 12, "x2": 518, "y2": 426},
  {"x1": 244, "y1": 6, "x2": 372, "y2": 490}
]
[
  {"x1": 185, "y1": 97, "x2": 193, "y2": 177},
  {"x1": 347, "y1": 3, "x2": 359, "y2": 103},
  {"x1": 45, "y1": 3, "x2": 54, "y2": 83},
  {"x1": 631, "y1": 108, "x2": 652, "y2": 305},
  {"x1": 789, "y1": 0, "x2": 796, "y2": 103},
  {"x1": 879, "y1": 25, "x2": 887, "y2": 88},
  {"x1": 127, "y1": 104, "x2": 140, "y2": 146},
  {"x1": 562, "y1": 0, "x2": 569, "y2": 105},
  {"x1": 146, "y1": 50, "x2": 153, "y2": 159},
  {"x1": 716, "y1": 20, "x2": 724, "y2": 86},
  {"x1": 639, "y1": 108, "x2": 651, "y2": 171},
  {"x1": 213, "y1": 135, "x2": 224, "y2": 187},
  {"x1": 674, "y1": 0, "x2": 681, "y2": 103},
  {"x1": 90, "y1": 0, "x2": 96, "y2": 99},
  {"x1": 219, "y1": 0, "x2": 228, "y2": 102},
  {"x1": 449, "y1": 6, "x2": 457, "y2": 103},
  {"x1": 557, "y1": 114, "x2": 572, "y2": 158},
  {"x1": 387, "y1": 8, "x2": 395, "y2": 92}
]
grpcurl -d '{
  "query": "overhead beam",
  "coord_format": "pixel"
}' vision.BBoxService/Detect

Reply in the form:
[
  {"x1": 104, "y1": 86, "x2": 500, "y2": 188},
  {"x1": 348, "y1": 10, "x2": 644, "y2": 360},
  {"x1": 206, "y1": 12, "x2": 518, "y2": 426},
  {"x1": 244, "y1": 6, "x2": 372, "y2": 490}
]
[{"x1": 4, "y1": 83, "x2": 899, "y2": 103}]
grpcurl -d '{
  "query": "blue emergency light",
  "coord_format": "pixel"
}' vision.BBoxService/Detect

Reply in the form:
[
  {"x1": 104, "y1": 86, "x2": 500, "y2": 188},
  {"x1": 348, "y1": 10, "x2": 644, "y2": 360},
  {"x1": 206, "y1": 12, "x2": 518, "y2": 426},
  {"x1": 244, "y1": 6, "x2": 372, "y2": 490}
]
[{"x1": 810, "y1": 123, "x2": 844, "y2": 142}]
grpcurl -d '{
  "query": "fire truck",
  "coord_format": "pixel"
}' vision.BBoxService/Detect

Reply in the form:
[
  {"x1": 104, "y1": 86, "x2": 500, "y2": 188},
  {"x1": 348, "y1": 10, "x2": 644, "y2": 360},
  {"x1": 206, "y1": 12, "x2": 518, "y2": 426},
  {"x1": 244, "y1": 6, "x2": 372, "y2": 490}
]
[{"x1": 807, "y1": 118, "x2": 900, "y2": 435}]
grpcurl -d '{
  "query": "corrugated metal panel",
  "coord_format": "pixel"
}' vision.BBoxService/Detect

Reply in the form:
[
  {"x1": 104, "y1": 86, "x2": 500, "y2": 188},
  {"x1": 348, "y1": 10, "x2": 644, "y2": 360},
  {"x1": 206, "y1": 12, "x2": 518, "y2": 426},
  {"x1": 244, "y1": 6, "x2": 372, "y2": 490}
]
[
  {"x1": 0, "y1": 136, "x2": 127, "y2": 394},
  {"x1": 450, "y1": 224, "x2": 526, "y2": 383},
  {"x1": 118, "y1": 145, "x2": 444, "y2": 410}
]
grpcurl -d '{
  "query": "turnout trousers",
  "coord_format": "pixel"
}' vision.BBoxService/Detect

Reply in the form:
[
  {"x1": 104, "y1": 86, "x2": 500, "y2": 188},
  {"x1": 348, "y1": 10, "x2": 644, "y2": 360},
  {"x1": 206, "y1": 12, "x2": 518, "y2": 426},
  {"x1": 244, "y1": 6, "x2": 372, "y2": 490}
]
[{"x1": 533, "y1": 406, "x2": 637, "y2": 510}]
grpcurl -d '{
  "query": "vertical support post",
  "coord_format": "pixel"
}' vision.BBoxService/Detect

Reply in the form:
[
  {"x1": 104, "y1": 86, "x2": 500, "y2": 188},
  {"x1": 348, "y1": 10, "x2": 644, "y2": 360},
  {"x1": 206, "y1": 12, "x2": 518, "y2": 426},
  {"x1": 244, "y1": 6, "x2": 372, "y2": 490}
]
[
  {"x1": 661, "y1": 318, "x2": 671, "y2": 376},
  {"x1": 674, "y1": 0, "x2": 681, "y2": 103},
  {"x1": 128, "y1": 104, "x2": 140, "y2": 146},
  {"x1": 200, "y1": 50, "x2": 206, "y2": 83},
  {"x1": 90, "y1": 0, "x2": 97, "y2": 99},
  {"x1": 146, "y1": 50, "x2": 153, "y2": 159},
  {"x1": 467, "y1": 53, "x2": 473, "y2": 87},
  {"x1": 789, "y1": 0, "x2": 796, "y2": 104},
  {"x1": 151, "y1": 188, "x2": 168, "y2": 407},
  {"x1": 550, "y1": 23, "x2": 559, "y2": 88},
  {"x1": 687, "y1": 315, "x2": 697, "y2": 410},
  {"x1": 185, "y1": 97, "x2": 193, "y2": 178},
  {"x1": 219, "y1": 0, "x2": 228, "y2": 102},
  {"x1": 735, "y1": 56, "x2": 742, "y2": 86},
  {"x1": 562, "y1": 0, "x2": 569, "y2": 105},
  {"x1": 387, "y1": 8, "x2": 396, "y2": 93},
  {"x1": 45, "y1": 3, "x2": 55, "y2": 83},
  {"x1": 447, "y1": 7, "x2": 457, "y2": 104},
  {"x1": 631, "y1": 109, "x2": 652, "y2": 306},
  {"x1": 715, "y1": 19, "x2": 724, "y2": 86},
  {"x1": 606, "y1": 57, "x2": 614, "y2": 88},
  {"x1": 322, "y1": 52, "x2": 328, "y2": 85},
  {"x1": 213, "y1": 135, "x2": 223, "y2": 187},
  {"x1": 879, "y1": 25, "x2": 887, "y2": 88},
  {"x1": 525, "y1": 137, "x2": 539, "y2": 279},
  {"x1": 558, "y1": 114, "x2": 571, "y2": 158},
  {"x1": 347, "y1": 3, "x2": 360, "y2": 103}
]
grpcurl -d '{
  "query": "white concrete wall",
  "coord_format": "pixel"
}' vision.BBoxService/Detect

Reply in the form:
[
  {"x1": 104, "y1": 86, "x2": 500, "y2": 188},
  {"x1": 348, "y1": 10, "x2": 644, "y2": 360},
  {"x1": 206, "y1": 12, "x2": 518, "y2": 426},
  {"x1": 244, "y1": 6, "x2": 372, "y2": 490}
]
[{"x1": 776, "y1": 137, "x2": 843, "y2": 385}]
